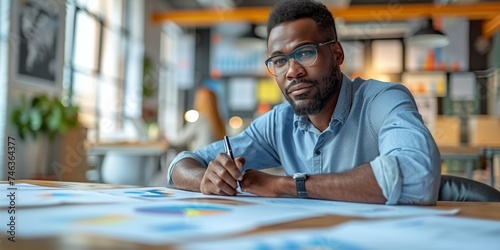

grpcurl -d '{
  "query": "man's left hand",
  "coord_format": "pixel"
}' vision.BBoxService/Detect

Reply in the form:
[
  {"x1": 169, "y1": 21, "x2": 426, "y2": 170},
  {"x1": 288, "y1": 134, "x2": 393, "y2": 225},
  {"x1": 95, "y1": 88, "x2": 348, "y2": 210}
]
[{"x1": 240, "y1": 169, "x2": 284, "y2": 197}]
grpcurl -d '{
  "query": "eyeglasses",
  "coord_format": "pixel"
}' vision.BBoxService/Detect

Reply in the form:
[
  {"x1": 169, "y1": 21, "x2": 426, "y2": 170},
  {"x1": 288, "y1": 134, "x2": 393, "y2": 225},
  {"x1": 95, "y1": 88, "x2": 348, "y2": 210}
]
[{"x1": 265, "y1": 39, "x2": 336, "y2": 77}]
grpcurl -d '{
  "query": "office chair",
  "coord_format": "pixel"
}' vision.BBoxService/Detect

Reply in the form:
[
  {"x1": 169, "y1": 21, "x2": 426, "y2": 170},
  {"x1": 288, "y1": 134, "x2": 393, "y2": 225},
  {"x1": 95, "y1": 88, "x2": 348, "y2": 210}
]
[
  {"x1": 438, "y1": 175, "x2": 500, "y2": 202},
  {"x1": 101, "y1": 153, "x2": 157, "y2": 186}
]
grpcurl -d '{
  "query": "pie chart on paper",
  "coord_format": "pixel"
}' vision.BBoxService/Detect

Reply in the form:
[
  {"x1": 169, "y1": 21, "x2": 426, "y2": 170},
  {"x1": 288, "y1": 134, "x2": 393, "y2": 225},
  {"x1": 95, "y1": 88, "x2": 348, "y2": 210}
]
[
  {"x1": 135, "y1": 205, "x2": 231, "y2": 217},
  {"x1": 38, "y1": 192, "x2": 80, "y2": 197}
]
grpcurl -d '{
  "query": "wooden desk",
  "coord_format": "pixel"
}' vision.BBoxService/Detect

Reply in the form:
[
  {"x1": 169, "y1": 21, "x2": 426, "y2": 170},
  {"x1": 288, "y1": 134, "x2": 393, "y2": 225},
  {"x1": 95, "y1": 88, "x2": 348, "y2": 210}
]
[
  {"x1": 2, "y1": 180, "x2": 500, "y2": 250},
  {"x1": 86, "y1": 141, "x2": 168, "y2": 184}
]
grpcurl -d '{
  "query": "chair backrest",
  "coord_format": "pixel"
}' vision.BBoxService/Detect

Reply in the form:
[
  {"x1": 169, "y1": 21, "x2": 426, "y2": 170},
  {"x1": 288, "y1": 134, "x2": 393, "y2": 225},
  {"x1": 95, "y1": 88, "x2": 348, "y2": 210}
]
[
  {"x1": 101, "y1": 153, "x2": 146, "y2": 185},
  {"x1": 438, "y1": 175, "x2": 500, "y2": 202}
]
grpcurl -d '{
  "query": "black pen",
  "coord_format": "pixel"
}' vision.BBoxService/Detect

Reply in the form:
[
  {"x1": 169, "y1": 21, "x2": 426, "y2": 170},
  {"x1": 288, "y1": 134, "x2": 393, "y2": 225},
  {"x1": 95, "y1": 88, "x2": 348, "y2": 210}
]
[{"x1": 223, "y1": 135, "x2": 242, "y2": 193}]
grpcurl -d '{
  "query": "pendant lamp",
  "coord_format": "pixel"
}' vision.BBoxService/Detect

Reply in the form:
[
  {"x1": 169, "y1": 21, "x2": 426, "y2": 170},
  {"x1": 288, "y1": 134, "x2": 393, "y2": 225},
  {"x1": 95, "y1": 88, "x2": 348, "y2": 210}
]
[{"x1": 408, "y1": 18, "x2": 450, "y2": 48}]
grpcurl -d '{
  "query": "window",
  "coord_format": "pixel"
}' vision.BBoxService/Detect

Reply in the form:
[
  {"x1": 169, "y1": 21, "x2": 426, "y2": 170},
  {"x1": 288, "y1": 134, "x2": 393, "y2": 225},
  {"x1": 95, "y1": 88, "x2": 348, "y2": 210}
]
[
  {"x1": 158, "y1": 23, "x2": 185, "y2": 137},
  {"x1": 64, "y1": 0, "x2": 142, "y2": 142}
]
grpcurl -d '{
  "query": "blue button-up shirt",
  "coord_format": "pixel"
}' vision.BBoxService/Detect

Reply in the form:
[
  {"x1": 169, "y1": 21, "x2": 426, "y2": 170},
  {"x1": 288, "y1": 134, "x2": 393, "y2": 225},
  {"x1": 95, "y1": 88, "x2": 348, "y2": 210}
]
[{"x1": 168, "y1": 75, "x2": 441, "y2": 205}]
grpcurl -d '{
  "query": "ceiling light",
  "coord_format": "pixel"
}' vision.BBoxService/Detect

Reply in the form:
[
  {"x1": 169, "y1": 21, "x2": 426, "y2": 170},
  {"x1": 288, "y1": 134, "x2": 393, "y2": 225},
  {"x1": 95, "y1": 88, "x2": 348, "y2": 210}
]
[
  {"x1": 408, "y1": 19, "x2": 450, "y2": 48},
  {"x1": 233, "y1": 23, "x2": 265, "y2": 49},
  {"x1": 197, "y1": 0, "x2": 235, "y2": 10}
]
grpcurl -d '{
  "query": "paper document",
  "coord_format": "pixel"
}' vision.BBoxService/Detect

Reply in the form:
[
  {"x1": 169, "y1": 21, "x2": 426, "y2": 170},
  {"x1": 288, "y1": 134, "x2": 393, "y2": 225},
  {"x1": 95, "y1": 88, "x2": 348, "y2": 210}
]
[
  {"x1": 221, "y1": 196, "x2": 459, "y2": 218},
  {"x1": 0, "y1": 189, "x2": 139, "y2": 207},
  {"x1": 15, "y1": 200, "x2": 324, "y2": 245},
  {"x1": 180, "y1": 216, "x2": 500, "y2": 250},
  {"x1": 0, "y1": 183, "x2": 57, "y2": 190},
  {"x1": 96, "y1": 187, "x2": 206, "y2": 200}
]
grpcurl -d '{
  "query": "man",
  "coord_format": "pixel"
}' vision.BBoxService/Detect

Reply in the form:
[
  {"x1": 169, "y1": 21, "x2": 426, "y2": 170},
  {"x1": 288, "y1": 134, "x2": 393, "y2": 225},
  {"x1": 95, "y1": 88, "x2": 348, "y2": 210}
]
[{"x1": 167, "y1": 0, "x2": 441, "y2": 205}]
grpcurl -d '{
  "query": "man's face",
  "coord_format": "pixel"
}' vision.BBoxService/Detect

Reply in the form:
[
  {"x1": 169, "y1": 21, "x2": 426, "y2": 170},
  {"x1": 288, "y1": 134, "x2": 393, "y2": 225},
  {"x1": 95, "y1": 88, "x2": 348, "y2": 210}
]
[{"x1": 267, "y1": 18, "x2": 343, "y2": 115}]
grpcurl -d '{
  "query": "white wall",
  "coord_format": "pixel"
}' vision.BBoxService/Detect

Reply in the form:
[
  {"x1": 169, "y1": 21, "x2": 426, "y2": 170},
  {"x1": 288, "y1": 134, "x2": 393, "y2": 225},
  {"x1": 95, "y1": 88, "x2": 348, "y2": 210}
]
[
  {"x1": 0, "y1": 0, "x2": 10, "y2": 181},
  {"x1": 3, "y1": 0, "x2": 66, "y2": 179}
]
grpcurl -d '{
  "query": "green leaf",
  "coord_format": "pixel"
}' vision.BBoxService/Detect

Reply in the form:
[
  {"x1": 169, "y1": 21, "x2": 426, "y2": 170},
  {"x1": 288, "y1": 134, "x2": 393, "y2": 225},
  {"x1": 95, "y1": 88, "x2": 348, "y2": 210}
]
[
  {"x1": 19, "y1": 126, "x2": 28, "y2": 140},
  {"x1": 46, "y1": 105, "x2": 62, "y2": 131},
  {"x1": 29, "y1": 109, "x2": 42, "y2": 131},
  {"x1": 11, "y1": 109, "x2": 21, "y2": 124},
  {"x1": 19, "y1": 109, "x2": 30, "y2": 125}
]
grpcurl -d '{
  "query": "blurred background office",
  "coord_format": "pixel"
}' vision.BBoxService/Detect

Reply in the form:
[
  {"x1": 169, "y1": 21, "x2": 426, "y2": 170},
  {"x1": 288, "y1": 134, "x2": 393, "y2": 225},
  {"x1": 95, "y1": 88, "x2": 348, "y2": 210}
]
[
  {"x1": 150, "y1": 86, "x2": 226, "y2": 185},
  {"x1": 165, "y1": 86, "x2": 226, "y2": 152},
  {"x1": 1, "y1": 0, "x2": 500, "y2": 188}
]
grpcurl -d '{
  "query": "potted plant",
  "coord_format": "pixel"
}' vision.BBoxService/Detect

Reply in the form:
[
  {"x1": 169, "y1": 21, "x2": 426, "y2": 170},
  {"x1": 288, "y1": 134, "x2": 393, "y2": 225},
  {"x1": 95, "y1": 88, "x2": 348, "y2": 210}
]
[
  {"x1": 11, "y1": 94, "x2": 79, "y2": 141},
  {"x1": 11, "y1": 94, "x2": 79, "y2": 179}
]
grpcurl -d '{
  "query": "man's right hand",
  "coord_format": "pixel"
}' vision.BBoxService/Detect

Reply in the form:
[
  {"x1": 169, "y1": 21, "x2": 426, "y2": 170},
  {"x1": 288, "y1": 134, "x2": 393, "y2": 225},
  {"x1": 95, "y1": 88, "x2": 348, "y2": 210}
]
[{"x1": 200, "y1": 153, "x2": 245, "y2": 196}]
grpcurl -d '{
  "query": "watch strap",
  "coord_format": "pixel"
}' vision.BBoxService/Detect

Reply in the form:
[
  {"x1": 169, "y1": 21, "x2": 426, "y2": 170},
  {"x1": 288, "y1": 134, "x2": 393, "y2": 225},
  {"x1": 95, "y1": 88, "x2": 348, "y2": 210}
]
[
  {"x1": 296, "y1": 178, "x2": 307, "y2": 198},
  {"x1": 293, "y1": 174, "x2": 308, "y2": 199}
]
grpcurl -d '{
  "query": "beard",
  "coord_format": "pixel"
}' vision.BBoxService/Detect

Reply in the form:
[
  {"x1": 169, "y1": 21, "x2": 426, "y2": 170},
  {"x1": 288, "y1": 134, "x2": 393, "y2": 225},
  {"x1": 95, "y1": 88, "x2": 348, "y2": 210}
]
[{"x1": 285, "y1": 65, "x2": 341, "y2": 115}]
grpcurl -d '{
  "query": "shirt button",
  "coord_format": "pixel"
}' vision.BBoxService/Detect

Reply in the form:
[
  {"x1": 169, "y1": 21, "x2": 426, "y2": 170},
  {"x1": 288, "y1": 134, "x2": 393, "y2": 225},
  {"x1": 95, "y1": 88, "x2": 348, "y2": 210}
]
[{"x1": 315, "y1": 150, "x2": 321, "y2": 155}]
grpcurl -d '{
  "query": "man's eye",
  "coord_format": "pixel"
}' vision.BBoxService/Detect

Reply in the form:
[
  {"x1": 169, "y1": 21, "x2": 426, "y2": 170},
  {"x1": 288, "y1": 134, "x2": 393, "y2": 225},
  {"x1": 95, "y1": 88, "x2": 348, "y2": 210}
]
[
  {"x1": 272, "y1": 57, "x2": 288, "y2": 67},
  {"x1": 296, "y1": 49, "x2": 316, "y2": 60}
]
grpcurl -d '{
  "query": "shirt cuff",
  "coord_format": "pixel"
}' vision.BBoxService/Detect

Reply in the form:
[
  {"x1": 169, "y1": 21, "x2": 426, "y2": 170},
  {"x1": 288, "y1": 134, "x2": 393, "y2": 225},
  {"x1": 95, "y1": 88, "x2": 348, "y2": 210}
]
[
  {"x1": 370, "y1": 156, "x2": 402, "y2": 205},
  {"x1": 166, "y1": 151, "x2": 200, "y2": 186}
]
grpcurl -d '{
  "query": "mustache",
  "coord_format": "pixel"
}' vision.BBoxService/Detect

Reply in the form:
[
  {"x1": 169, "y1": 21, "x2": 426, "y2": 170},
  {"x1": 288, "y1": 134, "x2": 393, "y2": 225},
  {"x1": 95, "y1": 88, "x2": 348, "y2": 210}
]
[{"x1": 285, "y1": 79, "x2": 317, "y2": 93}]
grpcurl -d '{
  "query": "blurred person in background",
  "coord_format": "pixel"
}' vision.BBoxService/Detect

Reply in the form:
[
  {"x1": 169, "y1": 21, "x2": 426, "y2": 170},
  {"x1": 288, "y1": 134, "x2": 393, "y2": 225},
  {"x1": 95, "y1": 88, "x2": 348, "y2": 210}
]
[
  {"x1": 166, "y1": 87, "x2": 226, "y2": 151},
  {"x1": 151, "y1": 87, "x2": 226, "y2": 186}
]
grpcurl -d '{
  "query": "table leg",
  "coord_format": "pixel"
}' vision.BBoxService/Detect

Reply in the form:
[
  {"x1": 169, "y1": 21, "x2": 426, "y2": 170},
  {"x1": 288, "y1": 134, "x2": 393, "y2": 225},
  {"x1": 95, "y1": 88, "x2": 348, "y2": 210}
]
[
  {"x1": 95, "y1": 155, "x2": 105, "y2": 183},
  {"x1": 465, "y1": 160, "x2": 474, "y2": 179},
  {"x1": 489, "y1": 156, "x2": 495, "y2": 187}
]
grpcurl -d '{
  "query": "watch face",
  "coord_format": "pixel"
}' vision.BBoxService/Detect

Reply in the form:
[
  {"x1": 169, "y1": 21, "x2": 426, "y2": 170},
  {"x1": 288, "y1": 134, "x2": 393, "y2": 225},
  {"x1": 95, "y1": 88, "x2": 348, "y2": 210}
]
[{"x1": 293, "y1": 173, "x2": 306, "y2": 179}]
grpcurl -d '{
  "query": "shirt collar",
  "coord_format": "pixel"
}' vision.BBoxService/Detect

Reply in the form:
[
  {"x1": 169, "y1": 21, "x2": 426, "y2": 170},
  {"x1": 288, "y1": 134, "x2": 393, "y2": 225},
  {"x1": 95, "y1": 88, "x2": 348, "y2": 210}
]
[{"x1": 294, "y1": 74, "x2": 353, "y2": 130}]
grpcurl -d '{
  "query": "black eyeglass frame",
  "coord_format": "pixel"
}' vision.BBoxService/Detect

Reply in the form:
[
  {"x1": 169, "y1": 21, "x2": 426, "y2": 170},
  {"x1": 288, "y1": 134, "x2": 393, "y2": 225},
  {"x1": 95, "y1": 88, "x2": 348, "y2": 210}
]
[{"x1": 264, "y1": 39, "x2": 337, "y2": 76}]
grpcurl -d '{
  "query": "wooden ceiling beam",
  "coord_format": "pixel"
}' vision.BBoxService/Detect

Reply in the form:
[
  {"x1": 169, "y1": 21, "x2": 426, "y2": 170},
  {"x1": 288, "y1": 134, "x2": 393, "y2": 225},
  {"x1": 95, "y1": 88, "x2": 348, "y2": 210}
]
[
  {"x1": 151, "y1": 7, "x2": 271, "y2": 26},
  {"x1": 152, "y1": 3, "x2": 500, "y2": 34},
  {"x1": 332, "y1": 2, "x2": 500, "y2": 22},
  {"x1": 483, "y1": 15, "x2": 500, "y2": 38}
]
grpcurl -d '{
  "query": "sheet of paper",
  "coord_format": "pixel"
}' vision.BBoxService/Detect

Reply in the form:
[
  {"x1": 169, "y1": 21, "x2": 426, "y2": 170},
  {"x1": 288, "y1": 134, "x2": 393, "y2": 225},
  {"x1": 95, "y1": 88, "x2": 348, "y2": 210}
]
[
  {"x1": 15, "y1": 200, "x2": 323, "y2": 245},
  {"x1": 220, "y1": 196, "x2": 459, "y2": 218},
  {"x1": 179, "y1": 216, "x2": 500, "y2": 250},
  {"x1": 96, "y1": 187, "x2": 206, "y2": 200},
  {"x1": 327, "y1": 216, "x2": 500, "y2": 250},
  {"x1": 0, "y1": 189, "x2": 139, "y2": 207},
  {"x1": 179, "y1": 227, "x2": 359, "y2": 250},
  {"x1": 0, "y1": 183, "x2": 58, "y2": 190},
  {"x1": 179, "y1": 228, "x2": 361, "y2": 250}
]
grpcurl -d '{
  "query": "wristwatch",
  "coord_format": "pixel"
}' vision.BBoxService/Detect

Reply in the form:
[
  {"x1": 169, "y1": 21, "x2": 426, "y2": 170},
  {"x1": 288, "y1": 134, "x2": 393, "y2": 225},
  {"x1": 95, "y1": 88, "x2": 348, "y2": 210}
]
[{"x1": 292, "y1": 173, "x2": 308, "y2": 199}]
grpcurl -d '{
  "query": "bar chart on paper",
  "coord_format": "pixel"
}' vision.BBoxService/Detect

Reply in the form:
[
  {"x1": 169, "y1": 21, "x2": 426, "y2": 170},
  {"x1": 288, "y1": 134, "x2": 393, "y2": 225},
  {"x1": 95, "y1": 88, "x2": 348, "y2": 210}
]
[{"x1": 135, "y1": 204, "x2": 231, "y2": 217}]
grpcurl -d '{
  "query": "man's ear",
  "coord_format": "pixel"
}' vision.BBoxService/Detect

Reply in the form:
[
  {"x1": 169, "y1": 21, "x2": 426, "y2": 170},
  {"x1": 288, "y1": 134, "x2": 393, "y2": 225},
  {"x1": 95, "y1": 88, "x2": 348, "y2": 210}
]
[{"x1": 332, "y1": 42, "x2": 344, "y2": 65}]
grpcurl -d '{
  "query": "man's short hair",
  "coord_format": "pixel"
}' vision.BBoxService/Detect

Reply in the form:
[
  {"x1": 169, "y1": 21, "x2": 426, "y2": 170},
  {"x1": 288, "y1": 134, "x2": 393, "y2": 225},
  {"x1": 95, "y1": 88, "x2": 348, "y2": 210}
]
[{"x1": 266, "y1": 0, "x2": 337, "y2": 42}]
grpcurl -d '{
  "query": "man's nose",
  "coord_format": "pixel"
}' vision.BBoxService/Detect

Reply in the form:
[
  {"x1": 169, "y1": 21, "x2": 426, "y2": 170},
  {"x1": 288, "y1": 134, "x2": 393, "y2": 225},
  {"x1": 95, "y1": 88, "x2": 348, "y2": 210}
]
[{"x1": 286, "y1": 59, "x2": 305, "y2": 79}]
